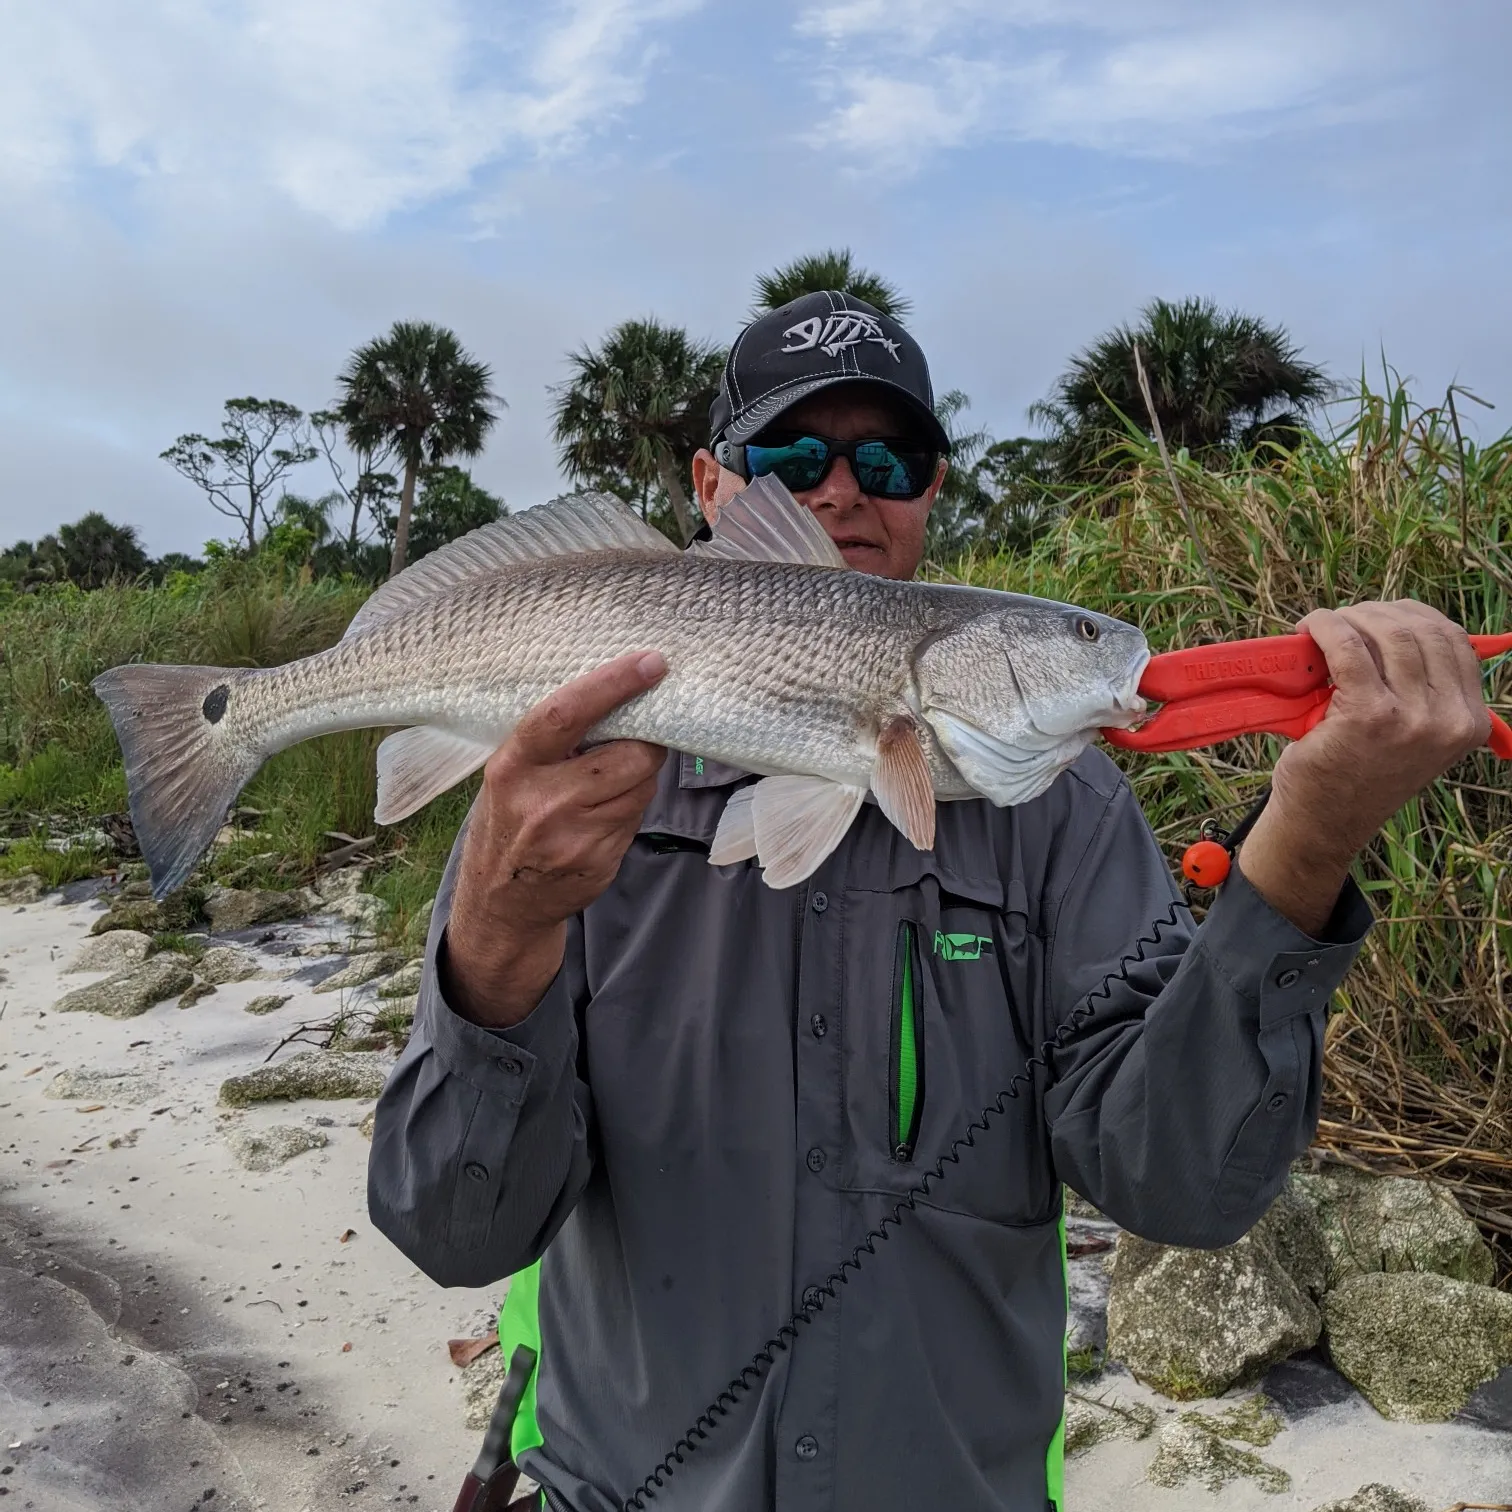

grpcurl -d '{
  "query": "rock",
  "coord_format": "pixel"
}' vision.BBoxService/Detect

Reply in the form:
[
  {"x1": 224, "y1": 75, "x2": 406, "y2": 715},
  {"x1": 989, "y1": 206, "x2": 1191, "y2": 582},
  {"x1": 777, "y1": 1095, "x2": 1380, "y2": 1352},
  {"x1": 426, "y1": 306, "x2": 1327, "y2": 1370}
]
[
  {"x1": 1066, "y1": 1216, "x2": 1120, "y2": 1354},
  {"x1": 195, "y1": 945, "x2": 261, "y2": 984},
  {"x1": 218, "y1": 1050, "x2": 389, "y2": 1107},
  {"x1": 203, "y1": 886, "x2": 303, "y2": 933},
  {"x1": 460, "y1": 1346, "x2": 506, "y2": 1431},
  {"x1": 53, "y1": 956, "x2": 196, "y2": 1018},
  {"x1": 1062, "y1": 1392, "x2": 1156, "y2": 1456},
  {"x1": 1310, "y1": 1487, "x2": 1430, "y2": 1512},
  {"x1": 1147, "y1": 1415, "x2": 1290, "y2": 1493},
  {"x1": 244, "y1": 994, "x2": 292, "y2": 1016},
  {"x1": 313, "y1": 950, "x2": 406, "y2": 994},
  {"x1": 0, "y1": 870, "x2": 46, "y2": 903},
  {"x1": 325, "y1": 891, "x2": 388, "y2": 931},
  {"x1": 1323, "y1": 1271, "x2": 1512, "y2": 1421},
  {"x1": 90, "y1": 888, "x2": 204, "y2": 935},
  {"x1": 63, "y1": 930, "x2": 153, "y2": 973},
  {"x1": 404, "y1": 897, "x2": 435, "y2": 948},
  {"x1": 1106, "y1": 1187, "x2": 1327, "y2": 1398},
  {"x1": 1063, "y1": 1186, "x2": 1105, "y2": 1221},
  {"x1": 44, "y1": 1068, "x2": 160, "y2": 1105},
  {"x1": 178, "y1": 980, "x2": 217, "y2": 1008},
  {"x1": 1291, "y1": 1166, "x2": 1494, "y2": 1286},
  {"x1": 1197, "y1": 1393, "x2": 1283, "y2": 1446},
  {"x1": 357, "y1": 1109, "x2": 376, "y2": 1141},
  {"x1": 375, "y1": 961, "x2": 423, "y2": 998},
  {"x1": 315, "y1": 866, "x2": 367, "y2": 901},
  {"x1": 224, "y1": 1123, "x2": 328, "y2": 1172}
]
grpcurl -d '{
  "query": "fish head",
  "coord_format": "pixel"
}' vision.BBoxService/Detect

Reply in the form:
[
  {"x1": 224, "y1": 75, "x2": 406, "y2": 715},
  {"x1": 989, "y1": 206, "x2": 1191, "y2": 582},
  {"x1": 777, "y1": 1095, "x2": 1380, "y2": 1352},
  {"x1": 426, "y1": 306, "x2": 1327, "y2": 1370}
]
[{"x1": 916, "y1": 597, "x2": 1149, "y2": 806}]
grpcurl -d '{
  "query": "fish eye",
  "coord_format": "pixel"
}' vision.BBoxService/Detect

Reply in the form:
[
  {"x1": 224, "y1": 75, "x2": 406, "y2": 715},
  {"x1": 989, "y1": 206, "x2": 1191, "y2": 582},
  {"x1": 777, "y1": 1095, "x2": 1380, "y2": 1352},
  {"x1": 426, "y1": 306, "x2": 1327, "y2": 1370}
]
[{"x1": 1075, "y1": 616, "x2": 1100, "y2": 643}]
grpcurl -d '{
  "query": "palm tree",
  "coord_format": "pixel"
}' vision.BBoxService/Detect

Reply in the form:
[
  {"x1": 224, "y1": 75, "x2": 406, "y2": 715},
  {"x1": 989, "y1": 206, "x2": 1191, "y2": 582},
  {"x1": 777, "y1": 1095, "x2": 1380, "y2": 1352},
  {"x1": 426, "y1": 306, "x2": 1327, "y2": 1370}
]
[
  {"x1": 56, "y1": 512, "x2": 150, "y2": 588},
  {"x1": 1033, "y1": 297, "x2": 1333, "y2": 475},
  {"x1": 752, "y1": 249, "x2": 911, "y2": 319},
  {"x1": 551, "y1": 318, "x2": 725, "y2": 545},
  {"x1": 335, "y1": 321, "x2": 502, "y2": 578}
]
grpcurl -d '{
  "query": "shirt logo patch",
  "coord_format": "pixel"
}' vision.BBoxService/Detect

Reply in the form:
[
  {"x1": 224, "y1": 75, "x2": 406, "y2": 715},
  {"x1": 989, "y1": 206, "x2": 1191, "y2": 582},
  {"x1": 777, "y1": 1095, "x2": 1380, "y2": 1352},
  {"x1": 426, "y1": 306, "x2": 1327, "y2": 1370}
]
[
  {"x1": 934, "y1": 931, "x2": 994, "y2": 961},
  {"x1": 780, "y1": 312, "x2": 901, "y2": 363}
]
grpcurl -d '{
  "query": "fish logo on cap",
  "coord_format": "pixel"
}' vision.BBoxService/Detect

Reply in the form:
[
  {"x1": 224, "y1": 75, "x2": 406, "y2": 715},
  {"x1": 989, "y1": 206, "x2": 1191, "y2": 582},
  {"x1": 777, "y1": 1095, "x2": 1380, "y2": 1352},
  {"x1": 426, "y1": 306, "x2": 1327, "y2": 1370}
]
[{"x1": 780, "y1": 311, "x2": 901, "y2": 363}]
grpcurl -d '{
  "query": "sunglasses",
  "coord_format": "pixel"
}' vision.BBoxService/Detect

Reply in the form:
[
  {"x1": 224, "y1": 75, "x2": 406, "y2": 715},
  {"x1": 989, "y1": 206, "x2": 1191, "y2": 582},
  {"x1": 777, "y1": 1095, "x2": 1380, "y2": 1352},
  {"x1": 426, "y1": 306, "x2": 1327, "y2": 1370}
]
[{"x1": 716, "y1": 432, "x2": 939, "y2": 501}]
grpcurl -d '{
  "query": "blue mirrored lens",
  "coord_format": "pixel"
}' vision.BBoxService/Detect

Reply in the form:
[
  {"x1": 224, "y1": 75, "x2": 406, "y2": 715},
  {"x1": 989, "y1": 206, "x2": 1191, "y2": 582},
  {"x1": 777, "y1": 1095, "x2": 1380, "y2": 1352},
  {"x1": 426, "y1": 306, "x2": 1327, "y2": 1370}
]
[
  {"x1": 855, "y1": 442, "x2": 932, "y2": 499},
  {"x1": 743, "y1": 436, "x2": 829, "y2": 491}
]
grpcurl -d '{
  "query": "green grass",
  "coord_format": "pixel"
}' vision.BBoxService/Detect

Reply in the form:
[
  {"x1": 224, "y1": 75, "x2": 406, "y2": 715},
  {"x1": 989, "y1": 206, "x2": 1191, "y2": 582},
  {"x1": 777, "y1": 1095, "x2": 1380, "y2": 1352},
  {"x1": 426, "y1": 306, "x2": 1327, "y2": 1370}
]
[{"x1": 3, "y1": 375, "x2": 1510, "y2": 1272}]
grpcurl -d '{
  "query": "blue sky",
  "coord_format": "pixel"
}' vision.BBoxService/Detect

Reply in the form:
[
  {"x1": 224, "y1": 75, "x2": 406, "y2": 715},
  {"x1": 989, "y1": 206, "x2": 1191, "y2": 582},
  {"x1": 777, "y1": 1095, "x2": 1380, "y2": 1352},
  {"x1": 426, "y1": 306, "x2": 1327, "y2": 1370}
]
[{"x1": 2, "y1": 0, "x2": 1509, "y2": 556}]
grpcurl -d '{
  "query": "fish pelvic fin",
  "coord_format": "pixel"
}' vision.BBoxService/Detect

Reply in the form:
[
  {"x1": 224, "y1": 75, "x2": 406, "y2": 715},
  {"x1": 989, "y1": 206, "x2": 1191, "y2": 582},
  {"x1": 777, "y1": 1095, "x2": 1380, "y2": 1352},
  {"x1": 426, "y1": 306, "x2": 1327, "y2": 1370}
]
[
  {"x1": 91, "y1": 664, "x2": 264, "y2": 899},
  {"x1": 686, "y1": 474, "x2": 848, "y2": 570},
  {"x1": 374, "y1": 725, "x2": 497, "y2": 825},
  {"x1": 872, "y1": 716, "x2": 936, "y2": 852},
  {"x1": 708, "y1": 784, "x2": 757, "y2": 866},
  {"x1": 750, "y1": 775, "x2": 866, "y2": 889},
  {"x1": 344, "y1": 491, "x2": 675, "y2": 641}
]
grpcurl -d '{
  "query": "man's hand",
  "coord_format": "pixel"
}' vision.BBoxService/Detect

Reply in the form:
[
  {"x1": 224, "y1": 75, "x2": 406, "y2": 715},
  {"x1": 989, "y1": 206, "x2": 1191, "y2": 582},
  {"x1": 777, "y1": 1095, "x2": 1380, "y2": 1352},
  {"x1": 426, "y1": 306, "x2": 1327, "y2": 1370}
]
[
  {"x1": 443, "y1": 651, "x2": 668, "y2": 1028},
  {"x1": 1239, "y1": 601, "x2": 1490, "y2": 936}
]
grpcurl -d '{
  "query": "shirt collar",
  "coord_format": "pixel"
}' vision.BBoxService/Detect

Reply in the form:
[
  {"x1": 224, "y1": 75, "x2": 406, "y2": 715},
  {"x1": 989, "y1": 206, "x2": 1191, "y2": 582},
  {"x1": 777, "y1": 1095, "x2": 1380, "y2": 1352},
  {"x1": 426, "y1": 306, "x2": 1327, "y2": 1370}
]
[{"x1": 677, "y1": 752, "x2": 751, "y2": 789}]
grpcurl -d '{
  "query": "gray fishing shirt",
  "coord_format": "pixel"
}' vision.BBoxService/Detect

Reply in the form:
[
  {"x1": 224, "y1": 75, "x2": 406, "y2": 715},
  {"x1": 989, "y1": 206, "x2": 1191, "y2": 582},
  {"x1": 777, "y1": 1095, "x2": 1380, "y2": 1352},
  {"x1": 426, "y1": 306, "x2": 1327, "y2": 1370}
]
[{"x1": 368, "y1": 748, "x2": 1371, "y2": 1512}]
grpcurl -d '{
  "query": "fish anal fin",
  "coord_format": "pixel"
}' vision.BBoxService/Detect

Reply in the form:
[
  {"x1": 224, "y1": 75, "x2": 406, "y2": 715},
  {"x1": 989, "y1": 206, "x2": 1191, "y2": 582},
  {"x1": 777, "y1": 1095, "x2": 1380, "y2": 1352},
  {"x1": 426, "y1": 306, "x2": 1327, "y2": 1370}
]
[
  {"x1": 750, "y1": 775, "x2": 866, "y2": 889},
  {"x1": 375, "y1": 726, "x2": 497, "y2": 825},
  {"x1": 687, "y1": 474, "x2": 848, "y2": 570},
  {"x1": 345, "y1": 492, "x2": 675, "y2": 641},
  {"x1": 872, "y1": 716, "x2": 936, "y2": 852},
  {"x1": 708, "y1": 784, "x2": 757, "y2": 866}
]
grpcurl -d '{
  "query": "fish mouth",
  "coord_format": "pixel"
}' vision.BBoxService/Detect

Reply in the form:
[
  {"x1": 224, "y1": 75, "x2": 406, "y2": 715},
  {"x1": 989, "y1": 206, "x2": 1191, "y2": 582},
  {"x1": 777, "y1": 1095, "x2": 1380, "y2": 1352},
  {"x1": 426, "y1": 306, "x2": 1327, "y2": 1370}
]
[{"x1": 1103, "y1": 647, "x2": 1151, "y2": 729}]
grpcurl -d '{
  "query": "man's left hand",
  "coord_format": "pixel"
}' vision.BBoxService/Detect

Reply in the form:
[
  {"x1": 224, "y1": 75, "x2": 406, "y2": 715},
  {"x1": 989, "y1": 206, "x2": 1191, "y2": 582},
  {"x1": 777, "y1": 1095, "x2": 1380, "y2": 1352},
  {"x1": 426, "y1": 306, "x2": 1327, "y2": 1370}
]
[{"x1": 1237, "y1": 600, "x2": 1490, "y2": 936}]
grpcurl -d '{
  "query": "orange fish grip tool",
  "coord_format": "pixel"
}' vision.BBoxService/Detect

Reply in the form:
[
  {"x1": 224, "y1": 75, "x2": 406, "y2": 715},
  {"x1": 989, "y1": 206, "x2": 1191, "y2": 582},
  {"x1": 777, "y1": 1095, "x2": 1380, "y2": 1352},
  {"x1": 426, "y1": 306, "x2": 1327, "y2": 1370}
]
[{"x1": 1102, "y1": 630, "x2": 1512, "y2": 889}]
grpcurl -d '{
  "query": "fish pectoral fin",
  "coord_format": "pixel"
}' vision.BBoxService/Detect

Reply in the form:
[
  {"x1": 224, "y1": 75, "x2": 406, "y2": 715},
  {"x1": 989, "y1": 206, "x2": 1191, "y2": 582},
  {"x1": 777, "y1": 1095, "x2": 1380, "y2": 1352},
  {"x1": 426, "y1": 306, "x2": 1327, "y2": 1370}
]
[
  {"x1": 750, "y1": 776, "x2": 867, "y2": 889},
  {"x1": 872, "y1": 716, "x2": 936, "y2": 852},
  {"x1": 708, "y1": 785, "x2": 758, "y2": 866},
  {"x1": 374, "y1": 726, "x2": 498, "y2": 825},
  {"x1": 686, "y1": 474, "x2": 848, "y2": 570}
]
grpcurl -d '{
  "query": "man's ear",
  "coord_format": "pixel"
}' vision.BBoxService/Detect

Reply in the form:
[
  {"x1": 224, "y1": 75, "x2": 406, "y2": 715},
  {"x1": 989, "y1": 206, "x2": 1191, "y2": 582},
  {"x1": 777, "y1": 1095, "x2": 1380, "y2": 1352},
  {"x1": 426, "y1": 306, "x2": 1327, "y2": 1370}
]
[
  {"x1": 923, "y1": 456, "x2": 949, "y2": 512},
  {"x1": 692, "y1": 449, "x2": 721, "y2": 514}
]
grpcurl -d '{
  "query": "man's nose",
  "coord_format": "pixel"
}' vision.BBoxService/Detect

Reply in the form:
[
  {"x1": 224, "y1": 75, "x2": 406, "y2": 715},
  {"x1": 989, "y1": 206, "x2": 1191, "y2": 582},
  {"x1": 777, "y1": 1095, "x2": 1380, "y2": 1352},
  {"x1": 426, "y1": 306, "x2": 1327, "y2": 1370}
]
[{"x1": 801, "y1": 456, "x2": 864, "y2": 512}]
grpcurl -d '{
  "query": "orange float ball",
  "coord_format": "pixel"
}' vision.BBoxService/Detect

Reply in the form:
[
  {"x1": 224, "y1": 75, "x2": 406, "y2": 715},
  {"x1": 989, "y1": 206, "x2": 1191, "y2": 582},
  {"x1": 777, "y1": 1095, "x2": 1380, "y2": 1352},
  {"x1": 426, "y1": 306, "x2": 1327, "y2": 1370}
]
[{"x1": 1182, "y1": 840, "x2": 1232, "y2": 887}]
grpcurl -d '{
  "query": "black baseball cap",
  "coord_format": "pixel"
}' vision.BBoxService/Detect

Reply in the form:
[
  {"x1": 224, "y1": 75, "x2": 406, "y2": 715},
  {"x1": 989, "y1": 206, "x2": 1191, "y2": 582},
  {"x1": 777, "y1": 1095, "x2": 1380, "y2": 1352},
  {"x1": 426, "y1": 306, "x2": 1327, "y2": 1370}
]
[{"x1": 709, "y1": 291, "x2": 950, "y2": 453}]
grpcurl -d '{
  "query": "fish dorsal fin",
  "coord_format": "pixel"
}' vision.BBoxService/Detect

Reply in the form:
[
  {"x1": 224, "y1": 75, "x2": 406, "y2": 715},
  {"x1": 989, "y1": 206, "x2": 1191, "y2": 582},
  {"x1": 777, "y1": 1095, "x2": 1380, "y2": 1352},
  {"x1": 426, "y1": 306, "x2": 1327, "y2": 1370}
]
[
  {"x1": 344, "y1": 491, "x2": 676, "y2": 640},
  {"x1": 686, "y1": 474, "x2": 847, "y2": 570}
]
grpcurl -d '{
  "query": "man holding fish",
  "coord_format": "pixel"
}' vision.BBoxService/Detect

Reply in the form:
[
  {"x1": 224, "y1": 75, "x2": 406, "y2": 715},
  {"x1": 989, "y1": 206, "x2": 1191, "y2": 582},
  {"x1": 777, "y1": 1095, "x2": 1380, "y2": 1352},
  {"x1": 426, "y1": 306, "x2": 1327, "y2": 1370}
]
[{"x1": 93, "y1": 293, "x2": 1492, "y2": 1511}]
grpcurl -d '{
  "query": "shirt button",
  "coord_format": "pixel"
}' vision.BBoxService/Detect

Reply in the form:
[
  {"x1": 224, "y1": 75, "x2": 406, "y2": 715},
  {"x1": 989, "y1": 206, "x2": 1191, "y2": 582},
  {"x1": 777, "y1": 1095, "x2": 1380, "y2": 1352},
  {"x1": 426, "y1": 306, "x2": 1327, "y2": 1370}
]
[
  {"x1": 806, "y1": 1147, "x2": 826, "y2": 1173},
  {"x1": 811, "y1": 891, "x2": 829, "y2": 914},
  {"x1": 495, "y1": 1056, "x2": 523, "y2": 1076},
  {"x1": 1267, "y1": 1093, "x2": 1289, "y2": 1112},
  {"x1": 1275, "y1": 968, "x2": 1302, "y2": 989},
  {"x1": 795, "y1": 1435, "x2": 819, "y2": 1461},
  {"x1": 810, "y1": 1014, "x2": 828, "y2": 1039},
  {"x1": 464, "y1": 1161, "x2": 489, "y2": 1183},
  {"x1": 802, "y1": 1286, "x2": 823, "y2": 1310}
]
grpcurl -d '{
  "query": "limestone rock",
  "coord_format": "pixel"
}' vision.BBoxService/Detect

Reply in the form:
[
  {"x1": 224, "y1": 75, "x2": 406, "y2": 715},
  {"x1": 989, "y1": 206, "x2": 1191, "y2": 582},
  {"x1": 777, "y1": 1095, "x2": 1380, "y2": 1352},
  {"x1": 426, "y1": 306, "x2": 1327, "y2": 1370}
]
[
  {"x1": 1323, "y1": 1270, "x2": 1512, "y2": 1421},
  {"x1": 1291, "y1": 1166, "x2": 1493, "y2": 1285},
  {"x1": 203, "y1": 886, "x2": 303, "y2": 933},
  {"x1": 1063, "y1": 1392, "x2": 1155, "y2": 1456},
  {"x1": 44, "y1": 1067, "x2": 161, "y2": 1105},
  {"x1": 1311, "y1": 1487, "x2": 1430, "y2": 1512},
  {"x1": 1147, "y1": 1415, "x2": 1290, "y2": 1493},
  {"x1": 196, "y1": 944, "x2": 261, "y2": 984},
  {"x1": 375, "y1": 961, "x2": 424, "y2": 998},
  {"x1": 313, "y1": 950, "x2": 405, "y2": 994},
  {"x1": 0, "y1": 870, "x2": 45, "y2": 904},
  {"x1": 218, "y1": 1049, "x2": 389, "y2": 1107},
  {"x1": 358, "y1": 1109, "x2": 376, "y2": 1141},
  {"x1": 244, "y1": 994, "x2": 292, "y2": 1016},
  {"x1": 1198, "y1": 1393, "x2": 1283, "y2": 1446},
  {"x1": 53, "y1": 956, "x2": 195, "y2": 1018},
  {"x1": 460, "y1": 1346, "x2": 506, "y2": 1431},
  {"x1": 63, "y1": 930, "x2": 153, "y2": 972},
  {"x1": 1106, "y1": 1187, "x2": 1326, "y2": 1398},
  {"x1": 90, "y1": 888, "x2": 204, "y2": 935},
  {"x1": 404, "y1": 896, "x2": 435, "y2": 948},
  {"x1": 315, "y1": 866, "x2": 367, "y2": 901},
  {"x1": 325, "y1": 891, "x2": 388, "y2": 931},
  {"x1": 224, "y1": 1123, "x2": 328, "y2": 1172},
  {"x1": 178, "y1": 980, "x2": 217, "y2": 1008}
]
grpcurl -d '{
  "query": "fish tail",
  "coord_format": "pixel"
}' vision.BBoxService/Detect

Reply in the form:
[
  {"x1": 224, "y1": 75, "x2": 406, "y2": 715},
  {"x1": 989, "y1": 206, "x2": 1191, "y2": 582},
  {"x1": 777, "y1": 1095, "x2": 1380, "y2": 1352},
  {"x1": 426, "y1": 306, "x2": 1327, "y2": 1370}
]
[{"x1": 92, "y1": 663, "x2": 267, "y2": 899}]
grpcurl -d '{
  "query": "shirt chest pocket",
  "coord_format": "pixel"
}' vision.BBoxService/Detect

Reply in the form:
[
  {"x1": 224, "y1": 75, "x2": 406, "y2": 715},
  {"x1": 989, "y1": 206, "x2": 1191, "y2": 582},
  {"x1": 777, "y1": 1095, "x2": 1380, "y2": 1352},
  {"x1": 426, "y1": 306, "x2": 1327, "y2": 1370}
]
[{"x1": 838, "y1": 871, "x2": 1057, "y2": 1227}]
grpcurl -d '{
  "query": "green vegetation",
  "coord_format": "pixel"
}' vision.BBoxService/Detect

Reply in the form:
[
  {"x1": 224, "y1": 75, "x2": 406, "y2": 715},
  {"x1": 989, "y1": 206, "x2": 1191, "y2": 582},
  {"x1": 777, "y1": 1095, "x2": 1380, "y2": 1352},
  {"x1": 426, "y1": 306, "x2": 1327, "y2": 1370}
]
[{"x1": 751, "y1": 247, "x2": 912, "y2": 319}]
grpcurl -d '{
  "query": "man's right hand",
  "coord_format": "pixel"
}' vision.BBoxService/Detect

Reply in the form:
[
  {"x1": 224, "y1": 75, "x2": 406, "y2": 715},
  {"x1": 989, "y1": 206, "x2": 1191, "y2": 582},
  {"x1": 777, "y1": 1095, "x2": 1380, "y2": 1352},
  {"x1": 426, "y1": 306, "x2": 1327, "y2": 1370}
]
[{"x1": 442, "y1": 651, "x2": 669, "y2": 1028}]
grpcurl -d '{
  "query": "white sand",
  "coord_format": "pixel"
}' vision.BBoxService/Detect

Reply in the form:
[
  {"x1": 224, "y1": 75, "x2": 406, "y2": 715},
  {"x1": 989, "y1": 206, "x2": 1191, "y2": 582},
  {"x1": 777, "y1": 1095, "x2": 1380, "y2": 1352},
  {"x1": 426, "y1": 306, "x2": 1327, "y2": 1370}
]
[{"x1": 3, "y1": 888, "x2": 1510, "y2": 1511}]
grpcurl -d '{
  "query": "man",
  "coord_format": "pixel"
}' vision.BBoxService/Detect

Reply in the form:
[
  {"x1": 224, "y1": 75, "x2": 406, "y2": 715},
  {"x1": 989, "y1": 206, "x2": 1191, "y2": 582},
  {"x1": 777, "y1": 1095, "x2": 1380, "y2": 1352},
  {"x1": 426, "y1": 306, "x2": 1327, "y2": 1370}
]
[{"x1": 369, "y1": 292, "x2": 1489, "y2": 1511}]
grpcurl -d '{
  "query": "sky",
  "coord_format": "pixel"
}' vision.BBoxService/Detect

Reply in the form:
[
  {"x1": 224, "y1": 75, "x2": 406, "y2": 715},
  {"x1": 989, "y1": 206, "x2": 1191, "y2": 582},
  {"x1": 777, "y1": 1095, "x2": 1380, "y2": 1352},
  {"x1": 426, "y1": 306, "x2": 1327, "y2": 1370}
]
[{"x1": 2, "y1": 0, "x2": 1509, "y2": 556}]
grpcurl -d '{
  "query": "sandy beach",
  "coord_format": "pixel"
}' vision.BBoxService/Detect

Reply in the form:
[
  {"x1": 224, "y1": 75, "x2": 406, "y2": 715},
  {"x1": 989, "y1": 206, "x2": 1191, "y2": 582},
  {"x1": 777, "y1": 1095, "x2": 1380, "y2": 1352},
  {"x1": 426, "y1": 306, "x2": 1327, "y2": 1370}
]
[{"x1": 3, "y1": 884, "x2": 1510, "y2": 1512}]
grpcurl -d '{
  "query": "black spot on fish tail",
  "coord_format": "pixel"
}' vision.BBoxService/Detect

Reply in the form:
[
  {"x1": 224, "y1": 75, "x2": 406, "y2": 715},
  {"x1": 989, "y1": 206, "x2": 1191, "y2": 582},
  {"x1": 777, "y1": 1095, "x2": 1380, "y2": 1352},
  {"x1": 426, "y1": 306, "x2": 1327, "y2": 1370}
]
[{"x1": 202, "y1": 685, "x2": 230, "y2": 723}]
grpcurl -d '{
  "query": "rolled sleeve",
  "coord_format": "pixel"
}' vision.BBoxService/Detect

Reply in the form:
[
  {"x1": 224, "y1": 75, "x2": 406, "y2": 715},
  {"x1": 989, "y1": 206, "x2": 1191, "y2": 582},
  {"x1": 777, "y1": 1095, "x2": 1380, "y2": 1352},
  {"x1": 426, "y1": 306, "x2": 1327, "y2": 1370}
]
[
  {"x1": 1044, "y1": 780, "x2": 1372, "y2": 1249},
  {"x1": 367, "y1": 815, "x2": 595, "y2": 1288}
]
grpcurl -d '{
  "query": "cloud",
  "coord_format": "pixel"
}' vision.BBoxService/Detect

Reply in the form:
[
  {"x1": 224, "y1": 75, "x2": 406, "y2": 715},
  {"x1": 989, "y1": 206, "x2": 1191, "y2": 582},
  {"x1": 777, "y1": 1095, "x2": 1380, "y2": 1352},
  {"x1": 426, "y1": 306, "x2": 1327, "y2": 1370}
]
[
  {"x1": 0, "y1": 0, "x2": 700, "y2": 230},
  {"x1": 799, "y1": 1, "x2": 1400, "y2": 168}
]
